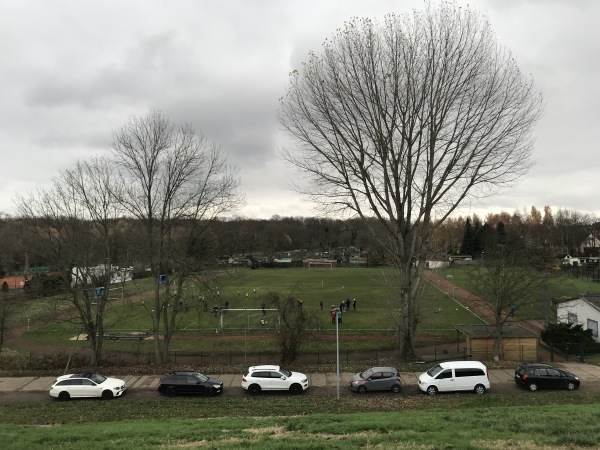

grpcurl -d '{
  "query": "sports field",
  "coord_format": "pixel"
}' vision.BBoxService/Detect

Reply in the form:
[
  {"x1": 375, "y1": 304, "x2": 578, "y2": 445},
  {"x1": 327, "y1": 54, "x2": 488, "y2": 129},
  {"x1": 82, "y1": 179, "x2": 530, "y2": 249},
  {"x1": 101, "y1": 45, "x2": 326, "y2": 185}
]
[{"x1": 25, "y1": 267, "x2": 487, "y2": 354}]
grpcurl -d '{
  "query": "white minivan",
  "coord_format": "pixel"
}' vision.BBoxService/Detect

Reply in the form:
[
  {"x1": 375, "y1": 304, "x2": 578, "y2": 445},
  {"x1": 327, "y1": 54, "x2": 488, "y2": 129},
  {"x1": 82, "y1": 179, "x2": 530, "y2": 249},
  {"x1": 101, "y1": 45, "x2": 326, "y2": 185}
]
[{"x1": 418, "y1": 361, "x2": 490, "y2": 395}]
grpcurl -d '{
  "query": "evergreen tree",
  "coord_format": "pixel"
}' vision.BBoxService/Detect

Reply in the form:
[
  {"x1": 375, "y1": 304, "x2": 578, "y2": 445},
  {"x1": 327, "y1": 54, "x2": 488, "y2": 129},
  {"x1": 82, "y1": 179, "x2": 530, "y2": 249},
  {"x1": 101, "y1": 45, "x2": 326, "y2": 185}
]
[
  {"x1": 460, "y1": 218, "x2": 475, "y2": 256},
  {"x1": 496, "y1": 221, "x2": 507, "y2": 245},
  {"x1": 474, "y1": 223, "x2": 494, "y2": 256}
]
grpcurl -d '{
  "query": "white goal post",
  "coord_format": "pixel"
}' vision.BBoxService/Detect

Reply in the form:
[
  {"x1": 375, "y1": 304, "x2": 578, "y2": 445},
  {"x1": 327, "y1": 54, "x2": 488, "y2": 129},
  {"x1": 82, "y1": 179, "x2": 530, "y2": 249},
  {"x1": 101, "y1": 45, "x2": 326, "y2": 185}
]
[{"x1": 307, "y1": 262, "x2": 333, "y2": 269}]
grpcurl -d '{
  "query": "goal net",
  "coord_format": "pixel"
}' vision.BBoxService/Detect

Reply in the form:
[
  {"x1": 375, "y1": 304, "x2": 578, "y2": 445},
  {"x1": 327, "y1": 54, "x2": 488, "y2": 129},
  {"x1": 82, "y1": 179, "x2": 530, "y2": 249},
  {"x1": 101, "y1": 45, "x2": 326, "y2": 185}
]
[
  {"x1": 214, "y1": 308, "x2": 280, "y2": 333},
  {"x1": 307, "y1": 262, "x2": 333, "y2": 270}
]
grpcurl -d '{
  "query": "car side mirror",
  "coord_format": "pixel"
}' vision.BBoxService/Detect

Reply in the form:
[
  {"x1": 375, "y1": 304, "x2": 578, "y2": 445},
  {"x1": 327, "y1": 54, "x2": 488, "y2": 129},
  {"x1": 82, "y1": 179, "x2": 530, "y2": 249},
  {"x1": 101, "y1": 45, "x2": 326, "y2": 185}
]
[{"x1": 281, "y1": 376, "x2": 286, "y2": 380}]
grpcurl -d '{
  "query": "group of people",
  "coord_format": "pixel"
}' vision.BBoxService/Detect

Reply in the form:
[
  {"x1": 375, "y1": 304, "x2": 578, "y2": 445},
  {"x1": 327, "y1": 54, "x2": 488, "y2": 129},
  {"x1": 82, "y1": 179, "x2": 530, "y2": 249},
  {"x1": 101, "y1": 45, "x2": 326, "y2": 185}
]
[{"x1": 324, "y1": 298, "x2": 357, "y2": 325}]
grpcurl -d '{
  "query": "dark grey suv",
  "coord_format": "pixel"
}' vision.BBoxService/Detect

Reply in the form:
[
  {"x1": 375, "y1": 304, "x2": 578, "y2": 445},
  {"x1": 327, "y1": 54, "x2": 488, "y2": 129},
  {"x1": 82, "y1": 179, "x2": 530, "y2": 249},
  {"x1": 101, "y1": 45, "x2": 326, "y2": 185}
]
[
  {"x1": 350, "y1": 367, "x2": 402, "y2": 393},
  {"x1": 158, "y1": 371, "x2": 224, "y2": 397}
]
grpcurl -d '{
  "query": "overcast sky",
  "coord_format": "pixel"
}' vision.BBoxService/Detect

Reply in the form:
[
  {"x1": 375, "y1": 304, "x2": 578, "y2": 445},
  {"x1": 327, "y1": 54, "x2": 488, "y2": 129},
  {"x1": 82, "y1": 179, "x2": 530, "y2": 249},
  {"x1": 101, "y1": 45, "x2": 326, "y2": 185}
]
[{"x1": 1, "y1": 0, "x2": 599, "y2": 220}]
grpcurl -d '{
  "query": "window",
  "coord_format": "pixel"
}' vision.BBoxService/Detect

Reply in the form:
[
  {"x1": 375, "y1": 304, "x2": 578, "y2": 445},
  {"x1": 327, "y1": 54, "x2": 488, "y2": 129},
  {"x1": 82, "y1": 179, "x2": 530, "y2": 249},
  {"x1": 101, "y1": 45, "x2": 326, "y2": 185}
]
[
  {"x1": 455, "y1": 368, "x2": 484, "y2": 377},
  {"x1": 535, "y1": 369, "x2": 548, "y2": 376},
  {"x1": 587, "y1": 319, "x2": 599, "y2": 337},
  {"x1": 568, "y1": 313, "x2": 578, "y2": 324},
  {"x1": 436, "y1": 370, "x2": 453, "y2": 379},
  {"x1": 252, "y1": 371, "x2": 271, "y2": 378},
  {"x1": 427, "y1": 365, "x2": 443, "y2": 378},
  {"x1": 546, "y1": 369, "x2": 560, "y2": 377}
]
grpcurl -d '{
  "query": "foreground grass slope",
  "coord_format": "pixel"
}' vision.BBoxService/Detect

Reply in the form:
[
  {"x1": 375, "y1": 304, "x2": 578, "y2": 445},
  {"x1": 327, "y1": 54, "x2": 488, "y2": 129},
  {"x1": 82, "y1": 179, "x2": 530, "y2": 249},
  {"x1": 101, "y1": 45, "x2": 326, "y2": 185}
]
[{"x1": 1, "y1": 392, "x2": 599, "y2": 449}]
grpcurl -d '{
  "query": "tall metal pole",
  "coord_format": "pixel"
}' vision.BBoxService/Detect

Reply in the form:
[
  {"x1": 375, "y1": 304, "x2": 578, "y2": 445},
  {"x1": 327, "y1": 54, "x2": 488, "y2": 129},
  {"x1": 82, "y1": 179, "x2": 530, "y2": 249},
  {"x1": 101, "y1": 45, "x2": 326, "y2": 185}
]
[{"x1": 336, "y1": 311, "x2": 340, "y2": 400}]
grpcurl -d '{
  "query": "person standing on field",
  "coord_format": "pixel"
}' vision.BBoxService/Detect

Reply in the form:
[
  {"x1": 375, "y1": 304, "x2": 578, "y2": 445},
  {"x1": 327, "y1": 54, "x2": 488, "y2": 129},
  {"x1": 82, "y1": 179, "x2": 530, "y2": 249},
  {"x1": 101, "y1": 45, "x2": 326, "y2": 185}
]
[{"x1": 353, "y1": 299, "x2": 356, "y2": 311}]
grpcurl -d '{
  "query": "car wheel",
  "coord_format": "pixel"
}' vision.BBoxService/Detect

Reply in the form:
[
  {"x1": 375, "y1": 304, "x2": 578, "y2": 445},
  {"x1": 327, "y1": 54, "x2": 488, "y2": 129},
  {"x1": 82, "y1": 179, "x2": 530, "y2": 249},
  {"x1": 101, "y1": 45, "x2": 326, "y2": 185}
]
[
  {"x1": 289, "y1": 383, "x2": 303, "y2": 395},
  {"x1": 474, "y1": 384, "x2": 486, "y2": 395},
  {"x1": 357, "y1": 385, "x2": 367, "y2": 394},
  {"x1": 204, "y1": 387, "x2": 215, "y2": 397},
  {"x1": 566, "y1": 382, "x2": 576, "y2": 391},
  {"x1": 58, "y1": 391, "x2": 70, "y2": 401},
  {"x1": 166, "y1": 387, "x2": 177, "y2": 397},
  {"x1": 248, "y1": 384, "x2": 261, "y2": 395},
  {"x1": 102, "y1": 390, "x2": 114, "y2": 399},
  {"x1": 391, "y1": 384, "x2": 401, "y2": 394},
  {"x1": 528, "y1": 383, "x2": 538, "y2": 392},
  {"x1": 426, "y1": 385, "x2": 438, "y2": 396}
]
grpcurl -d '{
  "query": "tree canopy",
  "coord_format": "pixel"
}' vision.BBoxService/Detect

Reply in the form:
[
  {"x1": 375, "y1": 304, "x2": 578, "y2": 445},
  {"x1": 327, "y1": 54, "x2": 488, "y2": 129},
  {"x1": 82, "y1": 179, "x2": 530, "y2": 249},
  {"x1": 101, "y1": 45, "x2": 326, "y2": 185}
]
[{"x1": 278, "y1": 2, "x2": 544, "y2": 360}]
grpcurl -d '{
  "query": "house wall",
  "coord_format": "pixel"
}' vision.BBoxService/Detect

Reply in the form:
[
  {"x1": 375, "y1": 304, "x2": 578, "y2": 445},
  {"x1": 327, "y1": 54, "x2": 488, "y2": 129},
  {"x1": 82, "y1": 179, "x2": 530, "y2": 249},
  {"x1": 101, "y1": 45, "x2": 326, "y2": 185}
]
[
  {"x1": 557, "y1": 299, "x2": 600, "y2": 343},
  {"x1": 427, "y1": 260, "x2": 449, "y2": 269},
  {"x1": 468, "y1": 337, "x2": 538, "y2": 361}
]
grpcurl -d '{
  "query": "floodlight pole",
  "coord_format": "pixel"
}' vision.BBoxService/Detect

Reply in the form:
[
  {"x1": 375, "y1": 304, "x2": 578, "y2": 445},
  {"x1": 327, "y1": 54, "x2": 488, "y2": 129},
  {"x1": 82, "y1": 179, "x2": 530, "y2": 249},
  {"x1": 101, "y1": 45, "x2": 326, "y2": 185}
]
[{"x1": 336, "y1": 313, "x2": 340, "y2": 400}]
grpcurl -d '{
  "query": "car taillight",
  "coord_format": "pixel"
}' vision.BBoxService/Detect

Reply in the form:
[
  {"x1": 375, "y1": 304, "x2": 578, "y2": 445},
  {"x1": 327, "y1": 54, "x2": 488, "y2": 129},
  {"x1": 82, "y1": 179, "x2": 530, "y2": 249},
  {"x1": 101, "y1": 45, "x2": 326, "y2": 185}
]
[
  {"x1": 522, "y1": 374, "x2": 528, "y2": 380},
  {"x1": 242, "y1": 377, "x2": 246, "y2": 382}
]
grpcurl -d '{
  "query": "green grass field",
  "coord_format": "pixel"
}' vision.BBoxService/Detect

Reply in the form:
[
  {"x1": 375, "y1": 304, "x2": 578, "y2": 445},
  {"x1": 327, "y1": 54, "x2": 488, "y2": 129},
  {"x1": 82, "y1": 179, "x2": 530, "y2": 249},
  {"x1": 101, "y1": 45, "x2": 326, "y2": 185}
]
[
  {"x1": 21, "y1": 265, "x2": 598, "y2": 357},
  {"x1": 23, "y1": 267, "x2": 487, "y2": 354}
]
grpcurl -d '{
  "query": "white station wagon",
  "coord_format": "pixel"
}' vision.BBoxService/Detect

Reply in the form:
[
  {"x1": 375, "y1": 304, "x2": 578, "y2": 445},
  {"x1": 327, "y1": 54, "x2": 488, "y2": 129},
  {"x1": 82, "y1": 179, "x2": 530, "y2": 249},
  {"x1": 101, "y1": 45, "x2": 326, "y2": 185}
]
[{"x1": 50, "y1": 372, "x2": 126, "y2": 400}]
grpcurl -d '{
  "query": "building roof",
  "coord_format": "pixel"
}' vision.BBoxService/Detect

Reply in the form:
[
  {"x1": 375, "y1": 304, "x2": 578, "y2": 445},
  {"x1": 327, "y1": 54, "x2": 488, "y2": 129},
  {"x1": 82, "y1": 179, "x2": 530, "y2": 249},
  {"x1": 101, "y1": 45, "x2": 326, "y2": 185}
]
[
  {"x1": 556, "y1": 294, "x2": 600, "y2": 311},
  {"x1": 455, "y1": 324, "x2": 538, "y2": 339}
]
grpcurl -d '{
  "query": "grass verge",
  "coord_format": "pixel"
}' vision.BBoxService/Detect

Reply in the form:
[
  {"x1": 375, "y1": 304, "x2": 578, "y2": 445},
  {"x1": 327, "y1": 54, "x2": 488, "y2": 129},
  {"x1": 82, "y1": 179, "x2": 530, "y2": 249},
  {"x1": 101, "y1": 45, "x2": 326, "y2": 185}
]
[{"x1": 0, "y1": 392, "x2": 599, "y2": 449}]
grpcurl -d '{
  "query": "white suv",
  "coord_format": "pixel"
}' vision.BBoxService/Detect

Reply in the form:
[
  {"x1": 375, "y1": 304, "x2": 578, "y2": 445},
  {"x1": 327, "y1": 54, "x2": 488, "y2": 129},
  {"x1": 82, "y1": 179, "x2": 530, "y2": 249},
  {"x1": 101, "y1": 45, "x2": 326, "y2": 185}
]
[{"x1": 241, "y1": 365, "x2": 309, "y2": 395}]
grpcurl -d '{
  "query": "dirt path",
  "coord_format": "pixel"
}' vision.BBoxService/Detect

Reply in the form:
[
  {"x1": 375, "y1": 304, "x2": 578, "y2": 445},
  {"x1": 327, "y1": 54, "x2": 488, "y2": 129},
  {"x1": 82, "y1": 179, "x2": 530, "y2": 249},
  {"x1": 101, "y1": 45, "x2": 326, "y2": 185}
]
[{"x1": 423, "y1": 270, "x2": 543, "y2": 333}]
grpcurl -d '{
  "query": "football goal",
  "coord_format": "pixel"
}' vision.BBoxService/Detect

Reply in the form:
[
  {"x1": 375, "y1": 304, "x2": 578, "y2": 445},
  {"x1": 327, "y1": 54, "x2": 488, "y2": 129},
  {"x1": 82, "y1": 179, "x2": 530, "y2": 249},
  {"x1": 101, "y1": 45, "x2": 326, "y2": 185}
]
[{"x1": 307, "y1": 262, "x2": 333, "y2": 270}]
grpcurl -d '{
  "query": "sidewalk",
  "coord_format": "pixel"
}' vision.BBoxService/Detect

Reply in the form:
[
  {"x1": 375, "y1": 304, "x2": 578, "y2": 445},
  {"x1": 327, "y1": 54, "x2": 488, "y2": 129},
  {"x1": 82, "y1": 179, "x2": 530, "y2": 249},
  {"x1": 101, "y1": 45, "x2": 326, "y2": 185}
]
[{"x1": 2, "y1": 362, "x2": 600, "y2": 392}]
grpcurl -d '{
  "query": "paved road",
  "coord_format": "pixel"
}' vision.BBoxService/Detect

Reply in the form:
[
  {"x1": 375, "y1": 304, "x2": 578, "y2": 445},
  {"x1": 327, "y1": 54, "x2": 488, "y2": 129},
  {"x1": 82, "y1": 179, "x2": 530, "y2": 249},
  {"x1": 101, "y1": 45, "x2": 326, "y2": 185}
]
[{"x1": 1, "y1": 362, "x2": 599, "y2": 405}]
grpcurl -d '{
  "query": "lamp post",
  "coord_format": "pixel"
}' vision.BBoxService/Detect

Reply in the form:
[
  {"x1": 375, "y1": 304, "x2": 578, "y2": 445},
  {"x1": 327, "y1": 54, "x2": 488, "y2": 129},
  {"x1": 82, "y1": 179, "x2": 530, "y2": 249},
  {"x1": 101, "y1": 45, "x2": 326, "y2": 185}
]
[{"x1": 336, "y1": 310, "x2": 340, "y2": 400}]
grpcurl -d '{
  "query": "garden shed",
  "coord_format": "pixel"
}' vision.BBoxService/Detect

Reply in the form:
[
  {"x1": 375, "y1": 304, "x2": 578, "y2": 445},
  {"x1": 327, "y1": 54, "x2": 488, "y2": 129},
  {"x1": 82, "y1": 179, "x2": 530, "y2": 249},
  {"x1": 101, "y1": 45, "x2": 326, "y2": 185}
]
[{"x1": 455, "y1": 324, "x2": 539, "y2": 361}]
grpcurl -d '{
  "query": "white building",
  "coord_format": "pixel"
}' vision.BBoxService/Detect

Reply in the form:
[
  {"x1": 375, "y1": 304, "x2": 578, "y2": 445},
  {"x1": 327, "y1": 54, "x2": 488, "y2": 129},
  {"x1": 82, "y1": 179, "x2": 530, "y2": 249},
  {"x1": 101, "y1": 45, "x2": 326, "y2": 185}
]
[{"x1": 556, "y1": 295, "x2": 600, "y2": 342}]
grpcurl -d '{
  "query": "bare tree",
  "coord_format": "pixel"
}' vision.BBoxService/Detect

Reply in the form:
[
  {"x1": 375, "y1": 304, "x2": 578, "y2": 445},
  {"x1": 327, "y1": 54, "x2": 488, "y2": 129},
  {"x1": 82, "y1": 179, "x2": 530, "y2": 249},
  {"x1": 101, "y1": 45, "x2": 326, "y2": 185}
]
[
  {"x1": 112, "y1": 111, "x2": 243, "y2": 363},
  {"x1": 277, "y1": 3, "x2": 543, "y2": 360},
  {"x1": 471, "y1": 235, "x2": 542, "y2": 360},
  {"x1": 263, "y1": 291, "x2": 314, "y2": 366},
  {"x1": 16, "y1": 157, "x2": 122, "y2": 365}
]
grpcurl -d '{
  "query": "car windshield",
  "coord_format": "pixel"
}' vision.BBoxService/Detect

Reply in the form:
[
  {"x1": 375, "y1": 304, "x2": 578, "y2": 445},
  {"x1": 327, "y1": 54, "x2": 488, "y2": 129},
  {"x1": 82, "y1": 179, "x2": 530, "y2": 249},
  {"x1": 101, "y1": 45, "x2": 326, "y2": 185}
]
[
  {"x1": 194, "y1": 373, "x2": 209, "y2": 382},
  {"x1": 280, "y1": 369, "x2": 292, "y2": 377},
  {"x1": 426, "y1": 365, "x2": 443, "y2": 377},
  {"x1": 360, "y1": 368, "x2": 375, "y2": 378},
  {"x1": 88, "y1": 374, "x2": 107, "y2": 384}
]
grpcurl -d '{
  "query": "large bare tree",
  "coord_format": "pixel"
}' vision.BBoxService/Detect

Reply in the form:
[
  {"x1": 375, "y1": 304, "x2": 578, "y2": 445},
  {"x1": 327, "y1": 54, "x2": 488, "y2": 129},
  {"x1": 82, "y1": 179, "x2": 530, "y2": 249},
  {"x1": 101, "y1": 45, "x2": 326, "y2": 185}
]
[
  {"x1": 277, "y1": 3, "x2": 544, "y2": 360},
  {"x1": 112, "y1": 111, "x2": 243, "y2": 363},
  {"x1": 16, "y1": 157, "x2": 122, "y2": 365}
]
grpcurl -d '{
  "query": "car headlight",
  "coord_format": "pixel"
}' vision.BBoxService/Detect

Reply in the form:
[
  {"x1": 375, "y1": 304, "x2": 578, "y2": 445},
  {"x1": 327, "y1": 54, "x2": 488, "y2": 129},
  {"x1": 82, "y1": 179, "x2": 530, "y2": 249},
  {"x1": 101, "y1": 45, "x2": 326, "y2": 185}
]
[
  {"x1": 351, "y1": 381, "x2": 358, "y2": 385},
  {"x1": 213, "y1": 384, "x2": 221, "y2": 388}
]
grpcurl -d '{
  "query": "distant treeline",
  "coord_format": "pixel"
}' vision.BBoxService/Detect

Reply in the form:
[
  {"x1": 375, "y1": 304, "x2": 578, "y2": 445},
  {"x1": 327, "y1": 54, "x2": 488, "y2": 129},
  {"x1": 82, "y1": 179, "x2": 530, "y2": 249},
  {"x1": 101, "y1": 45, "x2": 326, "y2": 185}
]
[{"x1": 0, "y1": 206, "x2": 598, "y2": 276}]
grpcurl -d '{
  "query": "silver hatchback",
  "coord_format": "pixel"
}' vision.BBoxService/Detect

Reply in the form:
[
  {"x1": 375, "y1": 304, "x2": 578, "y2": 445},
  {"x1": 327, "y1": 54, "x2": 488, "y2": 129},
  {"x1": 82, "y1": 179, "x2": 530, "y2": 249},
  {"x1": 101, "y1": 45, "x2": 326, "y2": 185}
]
[{"x1": 350, "y1": 367, "x2": 402, "y2": 393}]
